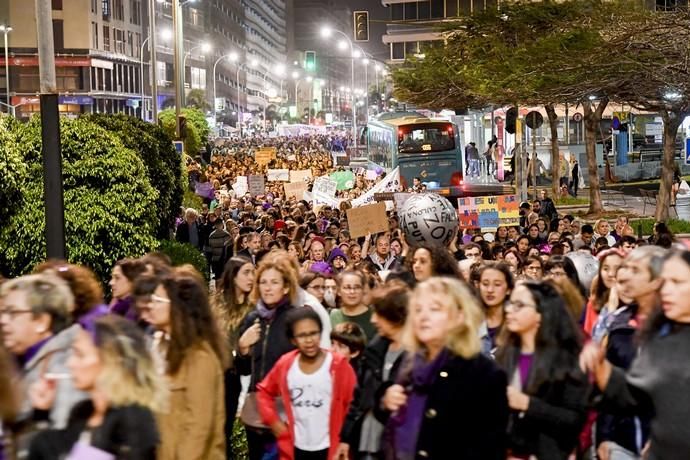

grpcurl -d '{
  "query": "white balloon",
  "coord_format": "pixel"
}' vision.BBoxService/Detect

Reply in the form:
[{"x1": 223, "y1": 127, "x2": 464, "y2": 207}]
[{"x1": 399, "y1": 193, "x2": 458, "y2": 247}]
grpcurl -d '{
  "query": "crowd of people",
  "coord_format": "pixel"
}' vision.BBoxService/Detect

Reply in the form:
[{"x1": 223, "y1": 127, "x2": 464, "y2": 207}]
[{"x1": 2, "y1": 134, "x2": 690, "y2": 460}]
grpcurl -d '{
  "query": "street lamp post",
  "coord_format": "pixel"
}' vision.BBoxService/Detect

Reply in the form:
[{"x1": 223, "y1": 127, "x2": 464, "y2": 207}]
[
  {"x1": 1, "y1": 25, "x2": 12, "y2": 112},
  {"x1": 321, "y1": 27, "x2": 356, "y2": 152},
  {"x1": 172, "y1": 0, "x2": 183, "y2": 138},
  {"x1": 212, "y1": 51, "x2": 238, "y2": 122},
  {"x1": 139, "y1": 36, "x2": 150, "y2": 120}
]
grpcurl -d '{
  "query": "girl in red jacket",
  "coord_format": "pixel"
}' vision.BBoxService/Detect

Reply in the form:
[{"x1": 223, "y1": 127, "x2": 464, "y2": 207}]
[{"x1": 257, "y1": 307, "x2": 357, "y2": 460}]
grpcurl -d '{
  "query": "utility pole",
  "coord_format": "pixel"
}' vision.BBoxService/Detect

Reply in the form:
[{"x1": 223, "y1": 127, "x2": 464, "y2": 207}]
[
  {"x1": 173, "y1": 0, "x2": 183, "y2": 138},
  {"x1": 149, "y1": 0, "x2": 159, "y2": 122},
  {"x1": 35, "y1": 0, "x2": 66, "y2": 259}
]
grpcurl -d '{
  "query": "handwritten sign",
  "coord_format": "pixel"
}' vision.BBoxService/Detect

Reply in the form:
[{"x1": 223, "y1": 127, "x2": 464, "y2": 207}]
[
  {"x1": 312, "y1": 176, "x2": 338, "y2": 198},
  {"x1": 457, "y1": 194, "x2": 519, "y2": 230},
  {"x1": 346, "y1": 202, "x2": 389, "y2": 238},
  {"x1": 283, "y1": 181, "x2": 308, "y2": 201},
  {"x1": 255, "y1": 147, "x2": 277, "y2": 165},
  {"x1": 290, "y1": 169, "x2": 313, "y2": 183},
  {"x1": 267, "y1": 169, "x2": 290, "y2": 182},
  {"x1": 248, "y1": 175, "x2": 265, "y2": 197}
]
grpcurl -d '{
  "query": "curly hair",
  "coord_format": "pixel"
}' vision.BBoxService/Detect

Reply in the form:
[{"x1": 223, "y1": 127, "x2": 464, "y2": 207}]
[
  {"x1": 406, "y1": 244, "x2": 462, "y2": 279},
  {"x1": 34, "y1": 261, "x2": 104, "y2": 320}
]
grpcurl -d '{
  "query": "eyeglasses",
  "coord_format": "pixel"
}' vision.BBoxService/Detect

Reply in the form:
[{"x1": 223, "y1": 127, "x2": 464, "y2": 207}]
[
  {"x1": 0, "y1": 308, "x2": 33, "y2": 319},
  {"x1": 309, "y1": 284, "x2": 325, "y2": 291},
  {"x1": 341, "y1": 285, "x2": 363, "y2": 292},
  {"x1": 150, "y1": 295, "x2": 171, "y2": 304},
  {"x1": 293, "y1": 330, "x2": 321, "y2": 341},
  {"x1": 504, "y1": 300, "x2": 537, "y2": 311}
]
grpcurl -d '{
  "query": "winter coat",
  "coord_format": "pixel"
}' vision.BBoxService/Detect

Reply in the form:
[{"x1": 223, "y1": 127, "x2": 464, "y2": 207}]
[
  {"x1": 28, "y1": 401, "x2": 158, "y2": 460},
  {"x1": 257, "y1": 350, "x2": 356, "y2": 460},
  {"x1": 157, "y1": 341, "x2": 225, "y2": 460},
  {"x1": 208, "y1": 229, "x2": 231, "y2": 263},
  {"x1": 377, "y1": 351, "x2": 509, "y2": 460}
]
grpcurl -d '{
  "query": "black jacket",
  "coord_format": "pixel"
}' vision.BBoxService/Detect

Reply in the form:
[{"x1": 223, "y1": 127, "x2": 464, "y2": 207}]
[
  {"x1": 235, "y1": 299, "x2": 296, "y2": 391},
  {"x1": 596, "y1": 305, "x2": 650, "y2": 454},
  {"x1": 340, "y1": 335, "x2": 406, "y2": 448},
  {"x1": 377, "y1": 352, "x2": 509, "y2": 460},
  {"x1": 28, "y1": 401, "x2": 158, "y2": 460},
  {"x1": 175, "y1": 221, "x2": 202, "y2": 249},
  {"x1": 507, "y1": 369, "x2": 590, "y2": 459}
]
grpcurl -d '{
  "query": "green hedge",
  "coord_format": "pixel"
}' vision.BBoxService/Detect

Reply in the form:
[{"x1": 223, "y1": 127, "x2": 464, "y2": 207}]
[
  {"x1": 85, "y1": 113, "x2": 184, "y2": 239},
  {"x1": 634, "y1": 218, "x2": 690, "y2": 235},
  {"x1": 0, "y1": 116, "x2": 27, "y2": 223},
  {"x1": 158, "y1": 108, "x2": 210, "y2": 156},
  {"x1": 0, "y1": 117, "x2": 159, "y2": 280},
  {"x1": 157, "y1": 240, "x2": 209, "y2": 281}
]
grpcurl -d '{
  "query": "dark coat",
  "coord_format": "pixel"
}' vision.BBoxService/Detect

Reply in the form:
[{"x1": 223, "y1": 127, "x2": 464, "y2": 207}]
[
  {"x1": 377, "y1": 352, "x2": 509, "y2": 460},
  {"x1": 507, "y1": 371, "x2": 590, "y2": 459},
  {"x1": 235, "y1": 299, "x2": 296, "y2": 391},
  {"x1": 340, "y1": 335, "x2": 406, "y2": 447},
  {"x1": 28, "y1": 401, "x2": 158, "y2": 460},
  {"x1": 175, "y1": 221, "x2": 202, "y2": 249}
]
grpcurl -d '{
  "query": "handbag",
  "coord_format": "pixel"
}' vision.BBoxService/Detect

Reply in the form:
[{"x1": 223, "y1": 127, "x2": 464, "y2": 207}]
[{"x1": 240, "y1": 392, "x2": 267, "y2": 429}]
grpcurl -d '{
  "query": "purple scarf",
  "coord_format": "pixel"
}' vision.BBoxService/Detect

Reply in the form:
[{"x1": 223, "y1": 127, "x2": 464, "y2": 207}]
[
  {"x1": 256, "y1": 297, "x2": 290, "y2": 321},
  {"x1": 110, "y1": 297, "x2": 137, "y2": 322},
  {"x1": 387, "y1": 348, "x2": 450, "y2": 460}
]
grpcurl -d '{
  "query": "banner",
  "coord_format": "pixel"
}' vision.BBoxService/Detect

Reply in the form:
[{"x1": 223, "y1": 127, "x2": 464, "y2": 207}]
[
  {"x1": 303, "y1": 191, "x2": 341, "y2": 208},
  {"x1": 346, "y1": 202, "x2": 389, "y2": 238},
  {"x1": 351, "y1": 167, "x2": 401, "y2": 208},
  {"x1": 290, "y1": 169, "x2": 313, "y2": 183},
  {"x1": 267, "y1": 169, "x2": 290, "y2": 182},
  {"x1": 248, "y1": 175, "x2": 265, "y2": 197},
  {"x1": 233, "y1": 176, "x2": 248, "y2": 197},
  {"x1": 195, "y1": 182, "x2": 215, "y2": 200},
  {"x1": 457, "y1": 194, "x2": 519, "y2": 230},
  {"x1": 312, "y1": 176, "x2": 338, "y2": 198},
  {"x1": 284, "y1": 181, "x2": 308, "y2": 201}
]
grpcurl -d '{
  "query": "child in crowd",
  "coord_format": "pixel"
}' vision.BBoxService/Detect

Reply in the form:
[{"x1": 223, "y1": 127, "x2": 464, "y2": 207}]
[
  {"x1": 330, "y1": 321, "x2": 367, "y2": 372},
  {"x1": 257, "y1": 307, "x2": 357, "y2": 460}
]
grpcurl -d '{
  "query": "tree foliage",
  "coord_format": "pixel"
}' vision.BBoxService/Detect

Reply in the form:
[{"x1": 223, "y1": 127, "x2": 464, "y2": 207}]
[
  {"x1": 85, "y1": 113, "x2": 185, "y2": 238},
  {"x1": 0, "y1": 116, "x2": 28, "y2": 224},
  {"x1": 0, "y1": 117, "x2": 159, "y2": 280},
  {"x1": 186, "y1": 88, "x2": 211, "y2": 112},
  {"x1": 392, "y1": 0, "x2": 690, "y2": 217},
  {"x1": 158, "y1": 107, "x2": 210, "y2": 155}
]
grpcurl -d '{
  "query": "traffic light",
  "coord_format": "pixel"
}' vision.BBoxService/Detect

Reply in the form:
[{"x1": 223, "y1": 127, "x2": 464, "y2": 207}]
[
  {"x1": 305, "y1": 51, "x2": 316, "y2": 71},
  {"x1": 354, "y1": 11, "x2": 369, "y2": 42},
  {"x1": 505, "y1": 106, "x2": 518, "y2": 134}
]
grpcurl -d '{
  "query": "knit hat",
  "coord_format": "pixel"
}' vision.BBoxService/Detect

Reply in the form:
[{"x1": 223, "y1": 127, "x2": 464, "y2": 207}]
[{"x1": 327, "y1": 246, "x2": 348, "y2": 264}]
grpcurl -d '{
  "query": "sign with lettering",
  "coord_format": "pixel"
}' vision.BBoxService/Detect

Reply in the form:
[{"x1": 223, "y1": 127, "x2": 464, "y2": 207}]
[
  {"x1": 457, "y1": 194, "x2": 519, "y2": 230},
  {"x1": 290, "y1": 169, "x2": 313, "y2": 183},
  {"x1": 267, "y1": 169, "x2": 290, "y2": 181},
  {"x1": 255, "y1": 147, "x2": 277, "y2": 165},
  {"x1": 248, "y1": 175, "x2": 265, "y2": 197},
  {"x1": 312, "y1": 176, "x2": 338, "y2": 198},
  {"x1": 283, "y1": 181, "x2": 308, "y2": 201}
]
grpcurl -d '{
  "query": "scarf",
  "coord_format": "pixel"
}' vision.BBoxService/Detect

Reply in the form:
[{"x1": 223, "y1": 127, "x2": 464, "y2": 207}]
[
  {"x1": 256, "y1": 297, "x2": 289, "y2": 320},
  {"x1": 387, "y1": 348, "x2": 450, "y2": 460}
]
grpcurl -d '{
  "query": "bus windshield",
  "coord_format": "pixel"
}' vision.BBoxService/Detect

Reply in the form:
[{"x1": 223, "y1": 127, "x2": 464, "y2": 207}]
[{"x1": 397, "y1": 123, "x2": 455, "y2": 154}]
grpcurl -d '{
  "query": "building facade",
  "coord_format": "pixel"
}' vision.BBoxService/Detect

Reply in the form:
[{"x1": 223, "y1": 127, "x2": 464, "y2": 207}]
[{"x1": 1, "y1": 0, "x2": 147, "y2": 118}]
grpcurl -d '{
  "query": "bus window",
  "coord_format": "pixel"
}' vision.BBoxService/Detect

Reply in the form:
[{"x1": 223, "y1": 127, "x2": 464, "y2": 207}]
[{"x1": 398, "y1": 123, "x2": 455, "y2": 153}]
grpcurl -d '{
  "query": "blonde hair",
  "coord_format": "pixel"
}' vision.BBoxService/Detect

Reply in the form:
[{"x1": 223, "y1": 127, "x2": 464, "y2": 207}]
[
  {"x1": 251, "y1": 250, "x2": 299, "y2": 305},
  {"x1": 402, "y1": 277, "x2": 483, "y2": 359},
  {"x1": 92, "y1": 316, "x2": 168, "y2": 412}
]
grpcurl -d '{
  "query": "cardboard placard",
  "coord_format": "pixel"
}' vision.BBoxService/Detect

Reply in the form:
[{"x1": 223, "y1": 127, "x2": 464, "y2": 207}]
[
  {"x1": 248, "y1": 175, "x2": 265, "y2": 197},
  {"x1": 457, "y1": 194, "x2": 519, "y2": 230},
  {"x1": 346, "y1": 202, "x2": 389, "y2": 238},
  {"x1": 290, "y1": 169, "x2": 313, "y2": 183},
  {"x1": 283, "y1": 181, "x2": 308, "y2": 201},
  {"x1": 255, "y1": 147, "x2": 277, "y2": 165},
  {"x1": 267, "y1": 169, "x2": 290, "y2": 182},
  {"x1": 312, "y1": 176, "x2": 338, "y2": 198}
]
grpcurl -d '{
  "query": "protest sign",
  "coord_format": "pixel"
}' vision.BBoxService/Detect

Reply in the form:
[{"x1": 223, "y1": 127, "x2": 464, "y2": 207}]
[
  {"x1": 312, "y1": 176, "x2": 338, "y2": 198},
  {"x1": 366, "y1": 170, "x2": 378, "y2": 181},
  {"x1": 255, "y1": 147, "x2": 277, "y2": 165},
  {"x1": 457, "y1": 194, "x2": 519, "y2": 230},
  {"x1": 248, "y1": 175, "x2": 265, "y2": 197},
  {"x1": 267, "y1": 169, "x2": 290, "y2": 182},
  {"x1": 330, "y1": 170, "x2": 356, "y2": 191},
  {"x1": 283, "y1": 181, "x2": 308, "y2": 201},
  {"x1": 351, "y1": 167, "x2": 401, "y2": 208},
  {"x1": 346, "y1": 202, "x2": 389, "y2": 238},
  {"x1": 393, "y1": 192, "x2": 413, "y2": 210},
  {"x1": 194, "y1": 182, "x2": 214, "y2": 200},
  {"x1": 290, "y1": 169, "x2": 313, "y2": 183}
]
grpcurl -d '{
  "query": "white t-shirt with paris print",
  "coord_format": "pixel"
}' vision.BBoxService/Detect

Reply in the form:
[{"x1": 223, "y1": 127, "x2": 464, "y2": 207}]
[{"x1": 287, "y1": 352, "x2": 333, "y2": 451}]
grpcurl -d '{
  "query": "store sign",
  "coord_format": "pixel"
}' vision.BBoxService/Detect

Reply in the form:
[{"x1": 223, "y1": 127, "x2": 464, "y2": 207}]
[
  {"x1": 0, "y1": 56, "x2": 91, "y2": 67},
  {"x1": 11, "y1": 96, "x2": 40, "y2": 106},
  {"x1": 60, "y1": 95, "x2": 93, "y2": 105}
]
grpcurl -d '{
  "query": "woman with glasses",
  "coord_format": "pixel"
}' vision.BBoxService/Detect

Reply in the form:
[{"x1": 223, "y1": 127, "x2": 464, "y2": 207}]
[
  {"x1": 329, "y1": 270, "x2": 376, "y2": 341},
  {"x1": 521, "y1": 256, "x2": 544, "y2": 281},
  {"x1": 28, "y1": 316, "x2": 164, "y2": 459},
  {"x1": 380, "y1": 277, "x2": 509, "y2": 459},
  {"x1": 300, "y1": 272, "x2": 327, "y2": 305},
  {"x1": 146, "y1": 270, "x2": 228, "y2": 460},
  {"x1": 257, "y1": 307, "x2": 356, "y2": 460},
  {"x1": 497, "y1": 281, "x2": 589, "y2": 460}
]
